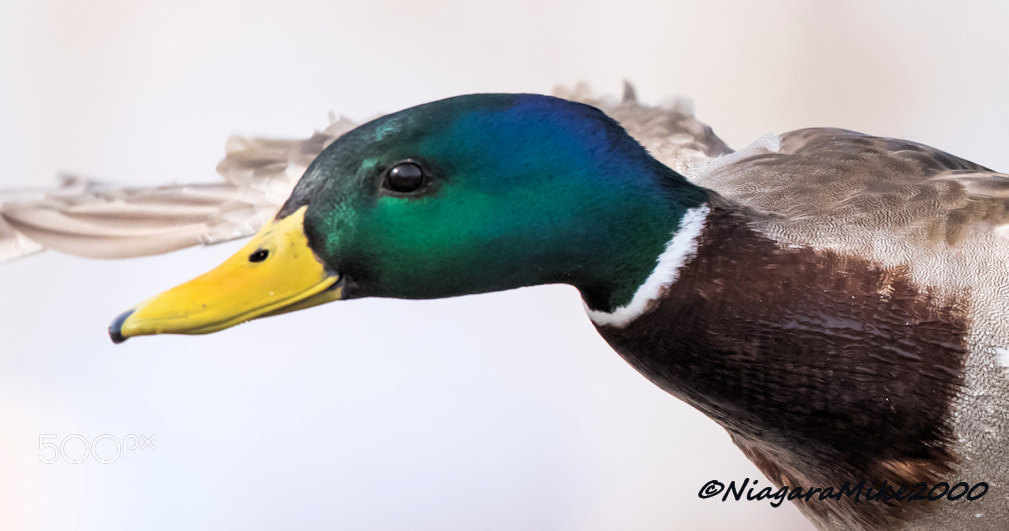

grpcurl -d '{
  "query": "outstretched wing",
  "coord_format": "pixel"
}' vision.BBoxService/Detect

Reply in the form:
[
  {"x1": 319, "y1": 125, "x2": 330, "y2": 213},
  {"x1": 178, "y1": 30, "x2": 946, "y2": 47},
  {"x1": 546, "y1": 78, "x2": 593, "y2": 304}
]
[{"x1": 0, "y1": 114, "x2": 359, "y2": 262}]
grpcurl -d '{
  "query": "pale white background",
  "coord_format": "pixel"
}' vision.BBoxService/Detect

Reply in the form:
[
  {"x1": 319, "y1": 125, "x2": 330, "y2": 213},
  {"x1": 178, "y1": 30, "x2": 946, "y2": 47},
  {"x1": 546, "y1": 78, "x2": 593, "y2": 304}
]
[{"x1": 2, "y1": 1, "x2": 1008, "y2": 530}]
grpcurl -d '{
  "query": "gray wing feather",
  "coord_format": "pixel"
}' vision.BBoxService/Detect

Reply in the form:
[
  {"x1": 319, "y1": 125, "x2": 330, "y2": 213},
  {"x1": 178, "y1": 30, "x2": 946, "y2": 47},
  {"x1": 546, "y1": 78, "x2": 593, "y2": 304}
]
[
  {"x1": 696, "y1": 127, "x2": 1009, "y2": 246},
  {"x1": 0, "y1": 114, "x2": 359, "y2": 262},
  {"x1": 1, "y1": 179, "x2": 274, "y2": 260}
]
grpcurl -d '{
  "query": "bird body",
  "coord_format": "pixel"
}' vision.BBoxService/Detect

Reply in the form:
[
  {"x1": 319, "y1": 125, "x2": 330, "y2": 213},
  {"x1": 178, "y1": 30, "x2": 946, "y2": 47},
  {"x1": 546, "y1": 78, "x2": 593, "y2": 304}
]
[
  {"x1": 6, "y1": 90, "x2": 1009, "y2": 529},
  {"x1": 599, "y1": 125, "x2": 1009, "y2": 528}
]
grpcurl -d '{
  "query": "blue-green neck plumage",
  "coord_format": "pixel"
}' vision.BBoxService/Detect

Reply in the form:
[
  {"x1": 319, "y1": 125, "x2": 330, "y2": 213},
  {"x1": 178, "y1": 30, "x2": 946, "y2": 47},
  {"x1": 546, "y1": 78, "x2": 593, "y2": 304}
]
[{"x1": 283, "y1": 94, "x2": 709, "y2": 312}]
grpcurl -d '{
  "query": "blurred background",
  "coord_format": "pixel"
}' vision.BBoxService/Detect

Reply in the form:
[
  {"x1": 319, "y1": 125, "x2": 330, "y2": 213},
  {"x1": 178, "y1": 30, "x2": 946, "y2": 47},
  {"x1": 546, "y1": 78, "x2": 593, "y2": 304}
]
[{"x1": 2, "y1": 1, "x2": 1008, "y2": 529}]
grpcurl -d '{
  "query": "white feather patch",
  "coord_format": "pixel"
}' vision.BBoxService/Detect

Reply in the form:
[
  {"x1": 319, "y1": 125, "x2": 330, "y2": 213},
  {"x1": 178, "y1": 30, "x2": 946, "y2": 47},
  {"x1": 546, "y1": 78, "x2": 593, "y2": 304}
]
[
  {"x1": 586, "y1": 203, "x2": 710, "y2": 328},
  {"x1": 687, "y1": 132, "x2": 782, "y2": 180},
  {"x1": 995, "y1": 347, "x2": 1009, "y2": 370}
]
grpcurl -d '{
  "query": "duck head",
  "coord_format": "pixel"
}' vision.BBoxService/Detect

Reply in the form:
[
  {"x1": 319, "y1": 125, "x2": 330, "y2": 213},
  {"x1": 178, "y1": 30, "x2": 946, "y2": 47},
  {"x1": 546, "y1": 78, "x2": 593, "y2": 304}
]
[{"x1": 110, "y1": 94, "x2": 708, "y2": 342}]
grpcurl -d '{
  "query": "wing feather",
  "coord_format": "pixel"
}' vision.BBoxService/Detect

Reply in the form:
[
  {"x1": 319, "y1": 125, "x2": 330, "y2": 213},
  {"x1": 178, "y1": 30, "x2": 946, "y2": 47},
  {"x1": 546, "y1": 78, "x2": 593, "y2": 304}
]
[
  {"x1": 696, "y1": 127, "x2": 1009, "y2": 246},
  {"x1": 0, "y1": 114, "x2": 360, "y2": 262}
]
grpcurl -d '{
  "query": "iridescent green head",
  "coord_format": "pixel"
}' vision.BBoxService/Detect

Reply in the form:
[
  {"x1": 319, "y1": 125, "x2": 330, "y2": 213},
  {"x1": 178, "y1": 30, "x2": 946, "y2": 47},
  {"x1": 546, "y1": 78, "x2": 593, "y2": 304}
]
[
  {"x1": 110, "y1": 94, "x2": 708, "y2": 341},
  {"x1": 290, "y1": 94, "x2": 707, "y2": 304}
]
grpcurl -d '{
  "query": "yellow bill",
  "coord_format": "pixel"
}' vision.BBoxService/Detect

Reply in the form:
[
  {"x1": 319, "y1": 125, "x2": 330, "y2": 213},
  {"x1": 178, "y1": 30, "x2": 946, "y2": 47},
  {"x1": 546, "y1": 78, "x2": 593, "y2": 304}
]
[{"x1": 109, "y1": 206, "x2": 342, "y2": 343}]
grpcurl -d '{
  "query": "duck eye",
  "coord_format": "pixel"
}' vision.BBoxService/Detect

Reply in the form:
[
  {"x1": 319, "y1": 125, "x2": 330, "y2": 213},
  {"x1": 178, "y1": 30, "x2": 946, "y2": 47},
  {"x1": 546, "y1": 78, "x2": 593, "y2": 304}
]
[
  {"x1": 383, "y1": 162, "x2": 426, "y2": 193},
  {"x1": 248, "y1": 249, "x2": 269, "y2": 263}
]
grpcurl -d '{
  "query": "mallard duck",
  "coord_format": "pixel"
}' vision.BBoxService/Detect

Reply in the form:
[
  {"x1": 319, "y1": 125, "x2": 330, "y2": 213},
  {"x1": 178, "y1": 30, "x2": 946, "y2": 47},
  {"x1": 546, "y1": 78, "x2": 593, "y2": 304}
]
[{"x1": 5, "y1": 88, "x2": 1008, "y2": 529}]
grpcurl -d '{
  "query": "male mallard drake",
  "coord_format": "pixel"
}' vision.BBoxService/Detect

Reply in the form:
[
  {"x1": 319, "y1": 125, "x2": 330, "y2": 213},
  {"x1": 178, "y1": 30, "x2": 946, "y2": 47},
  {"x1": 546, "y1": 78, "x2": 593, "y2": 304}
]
[{"x1": 6, "y1": 91, "x2": 1009, "y2": 529}]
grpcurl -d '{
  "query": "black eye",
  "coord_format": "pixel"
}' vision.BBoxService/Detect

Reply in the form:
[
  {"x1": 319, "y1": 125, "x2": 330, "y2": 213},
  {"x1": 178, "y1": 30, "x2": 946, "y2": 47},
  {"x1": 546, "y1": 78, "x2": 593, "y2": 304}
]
[
  {"x1": 249, "y1": 249, "x2": 269, "y2": 263},
  {"x1": 383, "y1": 162, "x2": 426, "y2": 193}
]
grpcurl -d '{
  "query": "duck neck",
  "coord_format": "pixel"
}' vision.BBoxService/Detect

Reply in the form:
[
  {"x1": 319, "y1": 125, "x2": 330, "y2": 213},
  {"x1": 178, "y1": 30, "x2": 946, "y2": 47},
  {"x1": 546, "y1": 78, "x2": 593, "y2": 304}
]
[{"x1": 572, "y1": 164, "x2": 710, "y2": 315}]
